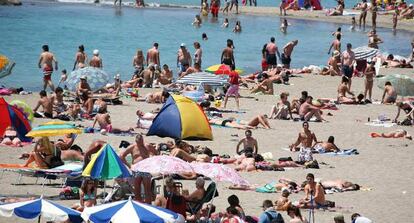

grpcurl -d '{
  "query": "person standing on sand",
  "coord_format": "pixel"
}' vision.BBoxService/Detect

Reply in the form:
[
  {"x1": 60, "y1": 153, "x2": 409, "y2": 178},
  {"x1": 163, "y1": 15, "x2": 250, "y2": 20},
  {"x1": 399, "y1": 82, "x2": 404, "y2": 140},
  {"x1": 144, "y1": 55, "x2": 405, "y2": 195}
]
[
  {"x1": 38, "y1": 45, "x2": 58, "y2": 91},
  {"x1": 147, "y1": 42, "x2": 160, "y2": 66},
  {"x1": 341, "y1": 43, "x2": 355, "y2": 90},
  {"x1": 265, "y1": 37, "x2": 281, "y2": 68},
  {"x1": 176, "y1": 43, "x2": 192, "y2": 75},
  {"x1": 363, "y1": 61, "x2": 375, "y2": 103},
  {"x1": 282, "y1": 40, "x2": 298, "y2": 69},
  {"x1": 89, "y1": 49, "x2": 102, "y2": 68},
  {"x1": 120, "y1": 134, "x2": 157, "y2": 204},
  {"x1": 359, "y1": 0, "x2": 368, "y2": 30},
  {"x1": 221, "y1": 39, "x2": 235, "y2": 67},
  {"x1": 133, "y1": 49, "x2": 145, "y2": 76},
  {"x1": 73, "y1": 45, "x2": 87, "y2": 70},
  {"x1": 193, "y1": 42, "x2": 203, "y2": 67}
]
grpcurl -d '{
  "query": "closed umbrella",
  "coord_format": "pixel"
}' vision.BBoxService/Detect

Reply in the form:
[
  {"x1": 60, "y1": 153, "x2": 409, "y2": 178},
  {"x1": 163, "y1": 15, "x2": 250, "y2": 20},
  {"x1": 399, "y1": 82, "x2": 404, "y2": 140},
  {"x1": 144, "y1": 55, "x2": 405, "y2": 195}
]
[
  {"x1": 0, "y1": 197, "x2": 82, "y2": 223},
  {"x1": 353, "y1": 46, "x2": 379, "y2": 60},
  {"x1": 81, "y1": 197, "x2": 182, "y2": 223},
  {"x1": 66, "y1": 67, "x2": 109, "y2": 92},
  {"x1": 377, "y1": 74, "x2": 414, "y2": 96},
  {"x1": 176, "y1": 72, "x2": 228, "y2": 86},
  {"x1": 190, "y1": 162, "x2": 249, "y2": 186},
  {"x1": 26, "y1": 121, "x2": 82, "y2": 138},
  {"x1": 131, "y1": 155, "x2": 193, "y2": 175}
]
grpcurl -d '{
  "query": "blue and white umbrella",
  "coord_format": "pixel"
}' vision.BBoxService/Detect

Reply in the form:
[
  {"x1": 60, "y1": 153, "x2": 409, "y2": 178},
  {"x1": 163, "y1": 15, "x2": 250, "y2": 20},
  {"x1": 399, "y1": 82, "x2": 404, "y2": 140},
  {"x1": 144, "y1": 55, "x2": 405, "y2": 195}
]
[
  {"x1": 67, "y1": 67, "x2": 110, "y2": 92},
  {"x1": 176, "y1": 72, "x2": 228, "y2": 87},
  {"x1": 353, "y1": 46, "x2": 379, "y2": 60},
  {"x1": 82, "y1": 197, "x2": 182, "y2": 223},
  {"x1": 0, "y1": 197, "x2": 82, "y2": 223}
]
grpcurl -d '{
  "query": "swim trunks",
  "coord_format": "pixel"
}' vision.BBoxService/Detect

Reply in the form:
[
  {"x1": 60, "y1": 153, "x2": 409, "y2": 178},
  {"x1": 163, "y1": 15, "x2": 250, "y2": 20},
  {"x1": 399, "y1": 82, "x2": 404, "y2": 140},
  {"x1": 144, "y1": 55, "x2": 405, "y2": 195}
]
[
  {"x1": 211, "y1": 5, "x2": 219, "y2": 15},
  {"x1": 341, "y1": 65, "x2": 353, "y2": 78},
  {"x1": 281, "y1": 53, "x2": 291, "y2": 66},
  {"x1": 222, "y1": 58, "x2": 233, "y2": 66},
  {"x1": 105, "y1": 124, "x2": 113, "y2": 133},
  {"x1": 266, "y1": 54, "x2": 277, "y2": 65},
  {"x1": 261, "y1": 59, "x2": 268, "y2": 71},
  {"x1": 43, "y1": 64, "x2": 53, "y2": 75},
  {"x1": 133, "y1": 170, "x2": 152, "y2": 178},
  {"x1": 43, "y1": 75, "x2": 52, "y2": 81},
  {"x1": 226, "y1": 84, "x2": 239, "y2": 97}
]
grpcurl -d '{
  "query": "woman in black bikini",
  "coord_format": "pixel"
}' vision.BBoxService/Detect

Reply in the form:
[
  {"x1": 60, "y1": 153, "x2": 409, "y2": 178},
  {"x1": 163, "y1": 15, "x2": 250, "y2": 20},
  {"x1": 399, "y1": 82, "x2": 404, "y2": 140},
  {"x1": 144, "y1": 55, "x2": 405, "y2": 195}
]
[
  {"x1": 1, "y1": 126, "x2": 22, "y2": 147},
  {"x1": 23, "y1": 137, "x2": 54, "y2": 168}
]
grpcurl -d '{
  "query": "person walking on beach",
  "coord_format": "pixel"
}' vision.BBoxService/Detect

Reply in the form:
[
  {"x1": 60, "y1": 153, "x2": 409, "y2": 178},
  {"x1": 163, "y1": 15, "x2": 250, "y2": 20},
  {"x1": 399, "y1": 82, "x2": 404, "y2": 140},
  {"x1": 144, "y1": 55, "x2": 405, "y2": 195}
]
[
  {"x1": 73, "y1": 45, "x2": 87, "y2": 70},
  {"x1": 120, "y1": 134, "x2": 157, "y2": 204},
  {"x1": 147, "y1": 42, "x2": 160, "y2": 66},
  {"x1": 223, "y1": 65, "x2": 240, "y2": 110},
  {"x1": 358, "y1": 0, "x2": 368, "y2": 30},
  {"x1": 38, "y1": 45, "x2": 58, "y2": 91},
  {"x1": 177, "y1": 43, "x2": 192, "y2": 75},
  {"x1": 229, "y1": 0, "x2": 239, "y2": 14},
  {"x1": 341, "y1": 43, "x2": 355, "y2": 90},
  {"x1": 221, "y1": 39, "x2": 235, "y2": 67},
  {"x1": 193, "y1": 42, "x2": 202, "y2": 67},
  {"x1": 89, "y1": 49, "x2": 102, "y2": 68},
  {"x1": 282, "y1": 40, "x2": 298, "y2": 69},
  {"x1": 265, "y1": 37, "x2": 281, "y2": 68}
]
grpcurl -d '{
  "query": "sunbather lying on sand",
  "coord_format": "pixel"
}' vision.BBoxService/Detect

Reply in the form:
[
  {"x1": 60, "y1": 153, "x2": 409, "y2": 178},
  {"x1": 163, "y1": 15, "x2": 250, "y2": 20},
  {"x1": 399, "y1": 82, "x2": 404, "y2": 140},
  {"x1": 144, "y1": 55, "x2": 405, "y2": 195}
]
[
  {"x1": 209, "y1": 115, "x2": 271, "y2": 129},
  {"x1": 136, "y1": 109, "x2": 156, "y2": 129},
  {"x1": 234, "y1": 152, "x2": 256, "y2": 171},
  {"x1": 313, "y1": 136, "x2": 340, "y2": 153},
  {"x1": 136, "y1": 91, "x2": 170, "y2": 104},
  {"x1": 321, "y1": 179, "x2": 360, "y2": 191},
  {"x1": 370, "y1": 129, "x2": 412, "y2": 140}
]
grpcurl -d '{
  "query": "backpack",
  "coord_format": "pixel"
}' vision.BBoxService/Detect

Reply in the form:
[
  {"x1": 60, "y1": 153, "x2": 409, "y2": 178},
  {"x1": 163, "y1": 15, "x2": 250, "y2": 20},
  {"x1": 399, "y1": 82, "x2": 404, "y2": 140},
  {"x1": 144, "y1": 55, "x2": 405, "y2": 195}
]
[{"x1": 264, "y1": 211, "x2": 285, "y2": 223}]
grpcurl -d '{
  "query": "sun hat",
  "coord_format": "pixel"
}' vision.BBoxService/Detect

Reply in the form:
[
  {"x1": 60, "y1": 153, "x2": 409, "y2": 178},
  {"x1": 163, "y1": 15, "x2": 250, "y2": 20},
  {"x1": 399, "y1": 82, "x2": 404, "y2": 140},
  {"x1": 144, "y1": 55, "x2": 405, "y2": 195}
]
[
  {"x1": 80, "y1": 75, "x2": 87, "y2": 80},
  {"x1": 93, "y1": 49, "x2": 99, "y2": 55}
]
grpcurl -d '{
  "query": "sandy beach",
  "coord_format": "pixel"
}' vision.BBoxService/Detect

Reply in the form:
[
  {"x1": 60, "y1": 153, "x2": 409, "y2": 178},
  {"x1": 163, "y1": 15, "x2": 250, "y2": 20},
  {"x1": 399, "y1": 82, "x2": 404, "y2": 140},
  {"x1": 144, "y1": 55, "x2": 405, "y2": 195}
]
[{"x1": 0, "y1": 66, "x2": 413, "y2": 222}]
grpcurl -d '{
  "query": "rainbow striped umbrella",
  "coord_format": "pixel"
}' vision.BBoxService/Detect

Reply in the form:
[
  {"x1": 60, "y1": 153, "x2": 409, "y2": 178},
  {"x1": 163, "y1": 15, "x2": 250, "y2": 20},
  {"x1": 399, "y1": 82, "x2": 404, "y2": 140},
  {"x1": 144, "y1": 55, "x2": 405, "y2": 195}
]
[
  {"x1": 26, "y1": 121, "x2": 82, "y2": 137},
  {"x1": 205, "y1": 64, "x2": 243, "y2": 75},
  {"x1": 82, "y1": 144, "x2": 131, "y2": 180}
]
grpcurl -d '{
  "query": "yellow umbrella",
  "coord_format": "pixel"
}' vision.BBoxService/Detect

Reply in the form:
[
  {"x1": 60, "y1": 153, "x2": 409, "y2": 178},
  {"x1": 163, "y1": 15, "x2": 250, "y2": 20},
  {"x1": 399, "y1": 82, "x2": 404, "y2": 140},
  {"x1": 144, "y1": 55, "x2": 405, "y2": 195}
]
[
  {"x1": 26, "y1": 121, "x2": 82, "y2": 137},
  {"x1": 205, "y1": 64, "x2": 243, "y2": 75}
]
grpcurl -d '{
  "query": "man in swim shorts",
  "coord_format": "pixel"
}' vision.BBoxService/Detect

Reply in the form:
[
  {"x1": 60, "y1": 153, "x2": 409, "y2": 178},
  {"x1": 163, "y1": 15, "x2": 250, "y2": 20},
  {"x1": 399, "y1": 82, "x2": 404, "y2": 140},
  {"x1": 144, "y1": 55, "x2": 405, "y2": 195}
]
[
  {"x1": 223, "y1": 66, "x2": 240, "y2": 110},
  {"x1": 265, "y1": 37, "x2": 281, "y2": 68},
  {"x1": 341, "y1": 43, "x2": 355, "y2": 90},
  {"x1": 38, "y1": 45, "x2": 58, "y2": 91},
  {"x1": 221, "y1": 39, "x2": 235, "y2": 67},
  {"x1": 282, "y1": 40, "x2": 298, "y2": 69}
]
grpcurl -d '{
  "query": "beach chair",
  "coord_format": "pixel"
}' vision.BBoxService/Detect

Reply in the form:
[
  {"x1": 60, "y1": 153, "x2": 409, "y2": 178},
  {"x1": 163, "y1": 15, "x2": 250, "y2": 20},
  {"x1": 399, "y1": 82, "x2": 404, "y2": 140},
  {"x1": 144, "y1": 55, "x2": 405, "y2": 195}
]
[{"x1": 186, "y1": 182, "x2": 219, "y2": 216}]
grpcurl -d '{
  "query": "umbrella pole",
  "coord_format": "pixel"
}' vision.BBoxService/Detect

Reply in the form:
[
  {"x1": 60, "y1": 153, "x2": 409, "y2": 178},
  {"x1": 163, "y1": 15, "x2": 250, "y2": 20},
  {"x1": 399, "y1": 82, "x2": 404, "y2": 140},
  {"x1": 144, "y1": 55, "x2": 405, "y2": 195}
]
[{"x1": 38, "y1": 214, "x2": 41, "y2": 223}]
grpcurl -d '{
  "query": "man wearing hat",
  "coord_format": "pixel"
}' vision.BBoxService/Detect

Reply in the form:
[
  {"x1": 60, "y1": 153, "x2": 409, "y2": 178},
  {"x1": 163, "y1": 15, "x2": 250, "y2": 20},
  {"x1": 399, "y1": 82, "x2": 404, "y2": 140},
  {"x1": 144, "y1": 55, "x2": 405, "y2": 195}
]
[
  {"x1": 76, "y1": 75, "x2": 91, "y2": 97},
  {"x1": 177, "y1": 43, "x2": 192, "y2": 75},
  {"x1": 89, "y1": 49, "x2": 103, "y2": 68}
]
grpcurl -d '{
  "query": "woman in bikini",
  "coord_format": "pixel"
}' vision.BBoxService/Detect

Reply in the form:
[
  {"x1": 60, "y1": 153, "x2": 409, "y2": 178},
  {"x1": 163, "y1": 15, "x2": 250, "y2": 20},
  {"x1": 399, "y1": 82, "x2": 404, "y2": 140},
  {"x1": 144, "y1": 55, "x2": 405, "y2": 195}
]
[
  {"x1": 72, "y1": 179, "x2": 97, "y2": 211},
  {"x1": 209, "y1": 115, "x2": 271, "y2": 129},
  {"x1": 269, "y1": 92, "x2": 293, "y2": 120},
  {"x1": 23, "y1": 137, "x2": 54, "y2": 168},
  {"x1": 370, "y1": 129, "x2": 412, "y2": 140},
  {"x1": 1, "y1": 126, "x2": 22, "y2": 147}
]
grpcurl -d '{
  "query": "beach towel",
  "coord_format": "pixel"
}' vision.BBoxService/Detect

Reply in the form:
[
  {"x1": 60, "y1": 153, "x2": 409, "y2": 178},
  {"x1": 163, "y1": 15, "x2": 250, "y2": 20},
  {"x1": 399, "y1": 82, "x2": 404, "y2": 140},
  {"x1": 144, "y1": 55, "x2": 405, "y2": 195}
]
[
  {"x1": 255, "y1": 183, "x2": 277, "y2": 193},
  {"x1": 365, "y1": 121, "x2": 396, "y2": 128},
  {"x1": 323, "y1": 149, "x2": 359, "y2": 156}
]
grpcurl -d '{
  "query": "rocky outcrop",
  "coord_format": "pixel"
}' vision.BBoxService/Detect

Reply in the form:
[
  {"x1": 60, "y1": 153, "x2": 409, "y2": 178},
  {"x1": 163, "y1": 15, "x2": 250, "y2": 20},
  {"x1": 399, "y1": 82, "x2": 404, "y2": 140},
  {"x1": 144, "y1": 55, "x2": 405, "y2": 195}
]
[{"x1": 0, "y1": 0, "x2": 22, "y2": 6}]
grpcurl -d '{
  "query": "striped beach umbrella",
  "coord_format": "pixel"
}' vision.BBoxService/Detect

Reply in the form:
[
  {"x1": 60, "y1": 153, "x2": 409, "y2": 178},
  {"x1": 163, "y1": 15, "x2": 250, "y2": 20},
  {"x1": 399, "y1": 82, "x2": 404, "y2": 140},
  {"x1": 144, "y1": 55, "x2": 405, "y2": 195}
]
[
  {"x1": 26, "y1": 121, "x2": 82, "y2": 137},
  {"x1": 82, "y1": 144, "x2": 131, "y2": 180},
  {"x1": 353, "y1": 46, "x2": 379, "y2": 60},
  {"x1": 67, "y1": 67, "x2": 110, "y2": 92},
  {"x1": 0, "y1": 197, "x2": 82, "y2": 223},
  {"x1": 205, "y1": 64, "x2": 243, "y2": 75},
  {"x1": 176, "y1": 72, "x2": 229, "y2": 86},
  {"x1": 81, "y1": 197, "x2": 181, "y2": 223}
]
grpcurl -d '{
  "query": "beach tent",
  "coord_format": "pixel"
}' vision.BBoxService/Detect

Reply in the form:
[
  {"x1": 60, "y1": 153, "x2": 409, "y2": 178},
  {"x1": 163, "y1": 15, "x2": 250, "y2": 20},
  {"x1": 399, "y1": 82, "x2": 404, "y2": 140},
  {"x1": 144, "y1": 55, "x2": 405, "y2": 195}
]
[
  {"x1": 0, "y1": 97, "x2": 31, "y2": 142},
  {"x1": 147, "y1": 95, "x2": 213, "y2": 140}
]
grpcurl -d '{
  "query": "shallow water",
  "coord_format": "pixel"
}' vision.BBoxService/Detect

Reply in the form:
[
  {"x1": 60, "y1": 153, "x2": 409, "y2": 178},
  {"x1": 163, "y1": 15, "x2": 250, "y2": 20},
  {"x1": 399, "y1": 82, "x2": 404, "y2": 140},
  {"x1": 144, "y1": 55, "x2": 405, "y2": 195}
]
[{"x1": 0, "y1": 1, "x2": 412, "y2": 90}]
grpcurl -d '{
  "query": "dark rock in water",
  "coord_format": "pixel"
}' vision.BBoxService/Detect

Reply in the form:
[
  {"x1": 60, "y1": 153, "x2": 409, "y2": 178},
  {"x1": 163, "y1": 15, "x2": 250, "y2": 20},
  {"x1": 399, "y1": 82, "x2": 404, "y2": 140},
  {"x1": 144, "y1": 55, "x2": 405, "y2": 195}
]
[{"x1": 0, "y1": 0, "x2": 22, "y2": 5}]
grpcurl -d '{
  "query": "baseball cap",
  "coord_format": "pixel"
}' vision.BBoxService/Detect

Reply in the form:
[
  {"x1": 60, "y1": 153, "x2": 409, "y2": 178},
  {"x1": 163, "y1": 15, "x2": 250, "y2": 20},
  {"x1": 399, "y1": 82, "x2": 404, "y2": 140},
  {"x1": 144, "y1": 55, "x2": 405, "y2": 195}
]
[{"x1": 180, "y1": 43, "x2": 186, "y2": 47}]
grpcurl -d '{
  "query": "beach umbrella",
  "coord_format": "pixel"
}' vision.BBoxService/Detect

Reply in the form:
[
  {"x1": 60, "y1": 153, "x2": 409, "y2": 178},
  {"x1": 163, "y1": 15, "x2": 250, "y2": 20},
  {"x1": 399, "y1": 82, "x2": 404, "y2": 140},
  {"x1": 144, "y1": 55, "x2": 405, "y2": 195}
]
[
  {"x1": 0, "y1": 55, "x2": 15, "y2": 79},
  {"x1": 81, "y1": 197, "x2": 181, "y2": 223},
  {"x1": 26, "y1": 121, "x2": 82, "y2": 138},
  {"x1": 147, "y1": 95, "x2": 213, "y2": 140},
  {"x1": 0, "y1": 197, "x2": 82, "y2": 223},
  {"x1": 0, "y1": 97, "x2": 31, "y2": 142},
  {"x1": 10, "y1": 100, "x2": 34, "y2": 122},
  {"x1": 190, "y1": 162, "x2": 250, "y2": 186},
  {"x1": 176, "y1": 72, "x2": 229, "y2": 87},
  {"x1": 353, "y1": 46, "x2": 379, "y2": 60},
  {"x1": 377, "y1": 74, "x2": 414, "y2": 96},
  {"x1": 66, "y1": 67, "x2": 109, "y2": 92},
  {"x1": 131, "y1": 155, "x2": 193, "y2": 175},
  {"x1": 205, "y1": 64, "x2": 243, "y2": 75},
  {"x1": 82, "y1": 144, "x2": 131, "y2": 180}
]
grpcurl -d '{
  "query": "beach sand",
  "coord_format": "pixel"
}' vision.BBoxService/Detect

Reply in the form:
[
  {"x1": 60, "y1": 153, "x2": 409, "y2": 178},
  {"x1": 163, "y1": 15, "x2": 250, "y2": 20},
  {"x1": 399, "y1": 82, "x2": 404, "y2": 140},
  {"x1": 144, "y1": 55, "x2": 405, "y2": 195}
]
[
  {"x1": 238, "y1": 6, "x2": 414, "y2": 33},
  {"x1": 0, "y1": 67, "x2": 413, "y2": 222}
]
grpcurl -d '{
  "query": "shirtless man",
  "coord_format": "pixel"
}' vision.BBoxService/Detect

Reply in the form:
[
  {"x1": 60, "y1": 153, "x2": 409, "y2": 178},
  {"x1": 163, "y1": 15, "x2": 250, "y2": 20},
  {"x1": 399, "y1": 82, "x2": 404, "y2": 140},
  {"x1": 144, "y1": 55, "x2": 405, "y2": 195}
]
[
  {"x1": 290, "y1": 122, "x2": 318, "y2": 152},
  {"x1": 299, "y1": 173, "x2": 327, "y2": 208},
  {"x1": 341, "y1": 43, "x2": 355, "y2": 90},
  {"x1": 299, "y1": 96, "x2": 325, "y2": 122},
  {"x1": 159, "y1": 64, "x2": 173, "y2": 85},
  {"x1": 363, "y1": 61, "x2": 375, "y2": 102},
  {"x1": 33, "y1": 90, "x2": 54, "y2": 119},
  {"x1": 327, "y1": 34, "x2": 341, "y2": 56},
  {"x1": 146, "y1": 42, "x2": 160, "y2": 66},
  {"x1": 381, "y1": 81, "x2": 397, "y2": 104},
  {"x1": 359, "y1": 0, "x2": 368, "y2": 29},
  {"x1": 321, "y1": 179, "x2": 360, "y2": 191},
  {"x1": 265, "y1": 37, "x2": 281, "y2": 68},
  {"x1": 76, "y1": 75, "x2": 92, "y2": 97},
  {"x1": 137, "y1": 90, "x2": 170, "y2": 104},
  {"x1": 89, "y1": 49, "x2": 102, "y2": 68},
  {"x1": 120, "y1": 134, "x2": 157, "y2": 203},
  {"x1": 83, "y1": 140, "x2": 106, "y2": 169},
  {"x1": 73, "y1": 45, "x2": 87, "y2": 70},
  {"x1": 50, "y1": 87, "x2": 66, "y2": 114},
  {"x1": 141, "y1": 65, "x2": 155, "y2": 88},
  {"x1": 236, "y1": 130, "x2": 258, "y2": 155},
  {"x1": 180, "y1": 63, "x2": 201, "y2": 78},
  {"x1": 221, "y1": 40, "x2": 235, "y2": 67},
  {"x1": 337, "y1": 76, "x2": 355, "y2": 104},
  {"x1": 92, "y1": 108, "x2": 134, "y2": 134},
  {"x1": 177, "y1": 43, "x2": 192, "y2": 74},
  {"x1": 281, "y1": 40, "x2": 298, "y2": 69},
  {"x1": 367, "y1": 30, "x2": 383, "y2": 49},
  {"x1": 250, "y1": 73, "x2": 274, "y2": 95},
  {"x1": 38, "y1": 45, "x2": 58, "y2": 91}
]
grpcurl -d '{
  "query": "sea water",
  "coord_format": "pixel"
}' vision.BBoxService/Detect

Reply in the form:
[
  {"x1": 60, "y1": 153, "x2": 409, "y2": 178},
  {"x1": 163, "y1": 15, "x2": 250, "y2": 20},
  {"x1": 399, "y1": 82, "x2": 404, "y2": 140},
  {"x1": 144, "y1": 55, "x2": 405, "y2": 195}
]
[{"x1": 0, "y1": 1, "x2": 412, "y2": 90}]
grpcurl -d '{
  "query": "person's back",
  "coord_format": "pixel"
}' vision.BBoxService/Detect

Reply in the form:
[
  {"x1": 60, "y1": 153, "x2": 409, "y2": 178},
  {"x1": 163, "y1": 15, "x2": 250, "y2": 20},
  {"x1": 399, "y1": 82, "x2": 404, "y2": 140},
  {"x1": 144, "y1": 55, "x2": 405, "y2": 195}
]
[{"x1": 259, "y1": 200, "x2": 285, "y2": 223}]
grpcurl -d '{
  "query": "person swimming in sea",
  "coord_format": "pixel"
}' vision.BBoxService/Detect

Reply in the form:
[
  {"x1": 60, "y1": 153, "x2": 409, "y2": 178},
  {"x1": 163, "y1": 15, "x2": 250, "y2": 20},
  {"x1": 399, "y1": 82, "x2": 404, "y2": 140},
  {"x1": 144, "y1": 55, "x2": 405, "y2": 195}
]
[{"x1": 280, "y1": 18, "x2": 288, "y2": 33}]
